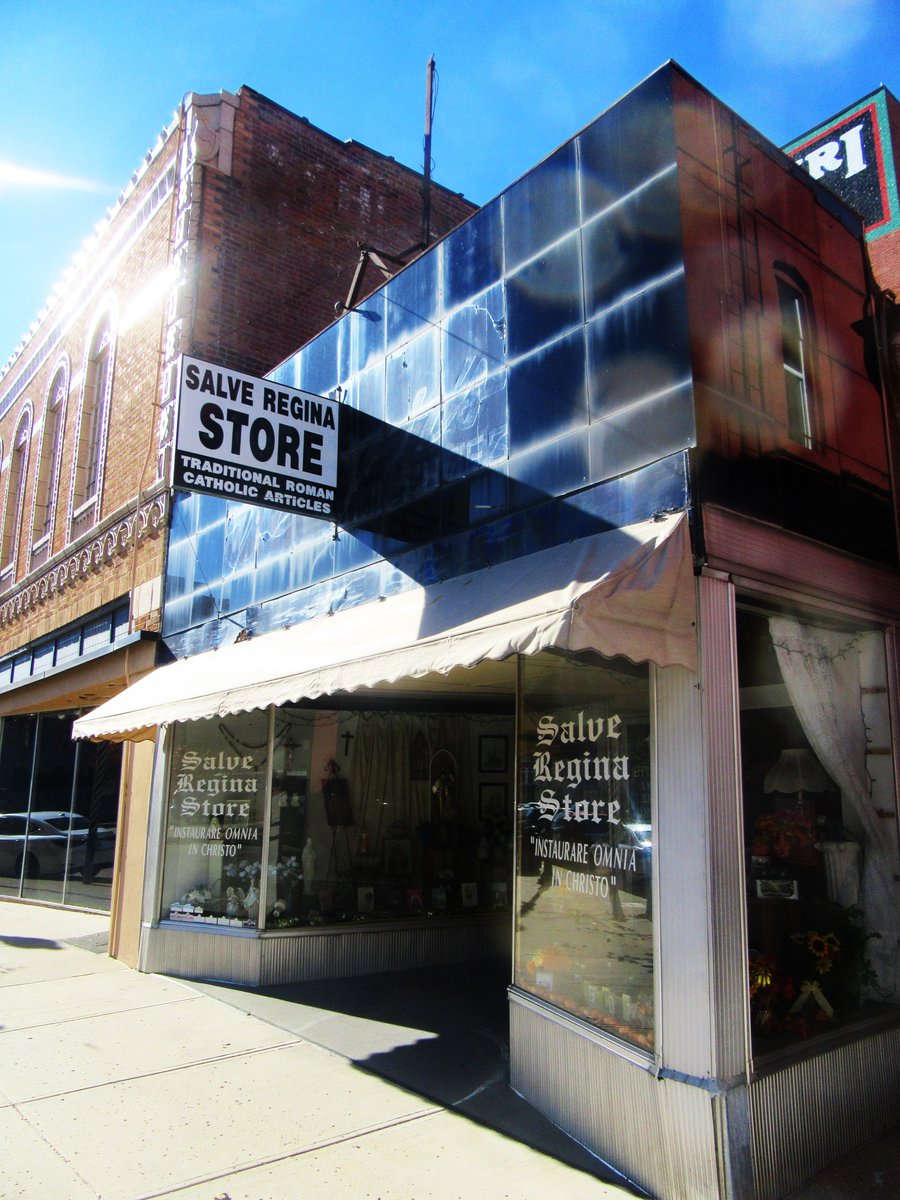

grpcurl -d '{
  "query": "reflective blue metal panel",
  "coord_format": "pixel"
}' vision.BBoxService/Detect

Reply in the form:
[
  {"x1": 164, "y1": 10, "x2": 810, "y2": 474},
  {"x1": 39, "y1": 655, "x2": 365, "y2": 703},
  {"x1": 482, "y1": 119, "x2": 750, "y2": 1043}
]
[
  {"x1": 503, "y1": 140, "x2": 579, "y2": 271},
  {"x1": 442, "y1": 199, "x2": 503, "y2": 311},
  {"x1": 164, "y1": 64, "x2": 692, "y2": 643}
]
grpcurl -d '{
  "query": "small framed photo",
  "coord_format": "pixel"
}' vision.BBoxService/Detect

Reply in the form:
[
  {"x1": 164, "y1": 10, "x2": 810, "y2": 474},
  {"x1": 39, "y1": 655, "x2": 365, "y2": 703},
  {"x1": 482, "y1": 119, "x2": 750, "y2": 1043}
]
[
  {"x1": 479, "y1": 782, "x2": 506, "y2": 821},
  {"x1": 479, "y1": 735, "x2": 508, "y2": 773},
  {"x1": 756, "y1": 878, "x2": 799, "y2": 900}
]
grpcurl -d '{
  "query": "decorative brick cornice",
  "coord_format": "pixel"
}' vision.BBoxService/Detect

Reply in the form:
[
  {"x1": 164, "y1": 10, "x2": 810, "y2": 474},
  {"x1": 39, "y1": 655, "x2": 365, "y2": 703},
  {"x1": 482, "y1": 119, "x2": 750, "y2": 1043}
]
[{"x1": 0, "y1": 491, "x2": 169, "y2": 627}]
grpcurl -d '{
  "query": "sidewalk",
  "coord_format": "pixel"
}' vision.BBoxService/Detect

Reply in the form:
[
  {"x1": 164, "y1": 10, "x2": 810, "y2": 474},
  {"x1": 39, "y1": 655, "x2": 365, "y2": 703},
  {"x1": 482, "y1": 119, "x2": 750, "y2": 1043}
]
[{"x1": 1, "y1": 900, "x2": 897, "y2": 1199}]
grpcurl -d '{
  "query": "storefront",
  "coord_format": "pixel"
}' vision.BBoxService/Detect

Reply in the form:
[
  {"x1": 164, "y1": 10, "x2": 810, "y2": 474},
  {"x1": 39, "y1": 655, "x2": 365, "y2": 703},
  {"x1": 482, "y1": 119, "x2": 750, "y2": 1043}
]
[
  {"x1": 74, "y1": 514, "x2": 695, "y2": 993},
  {"x1": 71, "y1": 64, "x2": 899, "y2": 1200}
]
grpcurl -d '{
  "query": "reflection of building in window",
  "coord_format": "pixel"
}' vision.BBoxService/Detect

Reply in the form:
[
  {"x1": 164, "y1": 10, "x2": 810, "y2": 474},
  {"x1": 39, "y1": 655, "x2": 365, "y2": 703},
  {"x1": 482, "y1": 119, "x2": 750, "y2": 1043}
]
[
  {"x1": 776, "y1": 266, "x2": 814, "y2": 448},
  {"x1": 1, "y1": 411, "x2": 31, "y2": 583},
  {"x1": 31, "y1": 365, "x2": 68, "y2": 567},
  {"x1": 72, "y1": 314, "x2": 115, "y2": 529}
]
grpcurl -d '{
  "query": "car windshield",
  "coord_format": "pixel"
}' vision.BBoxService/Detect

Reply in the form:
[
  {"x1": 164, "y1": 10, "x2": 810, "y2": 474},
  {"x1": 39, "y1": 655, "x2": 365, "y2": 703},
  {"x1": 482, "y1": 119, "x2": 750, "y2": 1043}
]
[{"x1": 41, "y1": 815, "x2": 90, "y2": 833}]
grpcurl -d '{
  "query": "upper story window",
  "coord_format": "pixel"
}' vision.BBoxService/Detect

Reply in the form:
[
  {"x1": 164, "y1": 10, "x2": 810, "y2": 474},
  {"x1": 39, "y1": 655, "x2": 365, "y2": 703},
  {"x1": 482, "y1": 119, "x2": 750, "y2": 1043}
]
[
  {"x1": 31, "y1": 364, "x2": 68, "y2": 568},
  {"x1": 72, "y1": 311, "x2": 115, "y2": 536},
  {"x1": 1, "y1": 410, "x2": 32, "y2": 585},
  {"x1": 775, "y1": 266, "x2": 815, "y2": 450}
]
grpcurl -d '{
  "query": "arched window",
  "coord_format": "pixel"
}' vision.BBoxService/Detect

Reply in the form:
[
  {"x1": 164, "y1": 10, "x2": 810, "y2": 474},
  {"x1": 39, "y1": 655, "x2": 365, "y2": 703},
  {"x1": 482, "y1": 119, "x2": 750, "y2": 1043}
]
[
  {"x1": 72, "y1": 312, "x2": 115, "y2": 533},
  {"x1": 31, "y1": 363, "x2": 68, "y2": 567},
  {"x1": 1, "y1": 411, "x2": 31, "y2": 582},
  {"x1": 775, "y1": 265, "x2": 815, "y2": 449}
]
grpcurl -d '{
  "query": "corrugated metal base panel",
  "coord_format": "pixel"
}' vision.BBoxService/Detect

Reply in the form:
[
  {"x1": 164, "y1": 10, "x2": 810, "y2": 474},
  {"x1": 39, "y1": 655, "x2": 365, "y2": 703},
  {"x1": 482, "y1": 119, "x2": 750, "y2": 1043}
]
[
  {"x1": 258, "y1": 918, "x2": 508, "y2": 983},
  {"x1": 141, "y1": 925, "x2": 263, "y2": 985},
  {"x1": 141, "y1": 918, "x2": 508, "y2": 986},
  {"x1": 750, "y1": 1023, "x2": 900, "y2": 1200},
  {"x1": 509, "y1": 993, "x2": 724, "y2": 1200}
]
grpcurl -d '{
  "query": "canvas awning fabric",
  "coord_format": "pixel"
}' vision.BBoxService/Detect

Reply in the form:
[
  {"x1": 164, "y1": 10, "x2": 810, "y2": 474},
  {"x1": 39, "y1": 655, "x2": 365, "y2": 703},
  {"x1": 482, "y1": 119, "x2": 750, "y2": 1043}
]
[{"x1": 73, "y1": 510, "x2": 696, "y2": 743}]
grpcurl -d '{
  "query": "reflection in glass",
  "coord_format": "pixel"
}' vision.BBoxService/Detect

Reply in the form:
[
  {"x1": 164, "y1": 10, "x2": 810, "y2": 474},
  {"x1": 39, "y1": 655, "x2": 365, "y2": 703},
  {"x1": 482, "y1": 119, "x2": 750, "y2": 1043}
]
[
  {"x1": 160, "y1": 705, "x2": 515, "y2": 930},
  {"x1": 516, "y1": 651, "x2": 653, "y2": 1050},
  {"x1": 0, "y1": 713, "x2": 120, "y2": 910},
  {"x1": 161, "y1": 712, "x2": 270, "y2": 927}
]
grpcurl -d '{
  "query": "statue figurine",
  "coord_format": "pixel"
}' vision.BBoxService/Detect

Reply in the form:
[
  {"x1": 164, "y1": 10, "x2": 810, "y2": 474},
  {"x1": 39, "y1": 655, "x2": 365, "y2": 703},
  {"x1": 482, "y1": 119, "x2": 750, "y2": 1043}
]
[{"x1": 244, "y1": 882, "x2": 259, "y2": 923}]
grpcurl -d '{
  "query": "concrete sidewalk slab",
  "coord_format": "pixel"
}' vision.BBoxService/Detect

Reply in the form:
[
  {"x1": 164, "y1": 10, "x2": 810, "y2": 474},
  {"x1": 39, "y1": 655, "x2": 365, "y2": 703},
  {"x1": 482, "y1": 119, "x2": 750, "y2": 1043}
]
[
  {"x1": 169, "y1": 1108, "x2": 632, "y2": 1200},
  {"x1": 0, "y1": 967, "x2": 194, "y2": 1031},
  {"x1": 0, "y1": 988, "x2": 299, "y2": 1102},
  {"x1": 13, "y1": 1042, "x2": 441, "y2": 1199},
  {"x1": 0, "y1": 1105, "x2": 99, "y2": 1200},
  {"x1": 7, "y1": 901, "x2": 896, "y2": 1199}
]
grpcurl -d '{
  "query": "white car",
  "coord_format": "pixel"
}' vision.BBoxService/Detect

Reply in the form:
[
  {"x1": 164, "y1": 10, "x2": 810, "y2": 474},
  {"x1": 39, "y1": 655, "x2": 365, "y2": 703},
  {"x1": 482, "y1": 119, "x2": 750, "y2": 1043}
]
[{"x1": 0, "y1": 811, "x2": 116, "y2": 880}]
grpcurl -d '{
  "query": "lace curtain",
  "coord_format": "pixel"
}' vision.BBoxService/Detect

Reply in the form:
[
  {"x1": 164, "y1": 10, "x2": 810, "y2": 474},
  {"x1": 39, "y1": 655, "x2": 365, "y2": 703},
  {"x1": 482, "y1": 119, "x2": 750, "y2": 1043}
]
[{"x1": 768, "y1": 616, "x2": 898, "y2": 999}]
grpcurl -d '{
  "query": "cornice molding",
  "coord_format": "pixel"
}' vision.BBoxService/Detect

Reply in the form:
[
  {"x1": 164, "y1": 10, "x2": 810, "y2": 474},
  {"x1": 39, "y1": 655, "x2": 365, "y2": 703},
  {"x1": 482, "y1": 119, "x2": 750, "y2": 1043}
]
[{"x1": 0, "y1": 491, "x2": 169, "y2": 628}]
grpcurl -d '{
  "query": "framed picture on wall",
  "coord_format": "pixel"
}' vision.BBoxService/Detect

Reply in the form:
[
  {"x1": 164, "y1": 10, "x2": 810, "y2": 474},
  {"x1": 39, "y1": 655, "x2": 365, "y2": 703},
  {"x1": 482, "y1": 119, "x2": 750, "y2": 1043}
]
[
  {"x1": 479, "y1": 735, "x2": 507, "y2": 773},
  {"x1": 479, "y1": 782, "x2": 506, "y2": 821}
]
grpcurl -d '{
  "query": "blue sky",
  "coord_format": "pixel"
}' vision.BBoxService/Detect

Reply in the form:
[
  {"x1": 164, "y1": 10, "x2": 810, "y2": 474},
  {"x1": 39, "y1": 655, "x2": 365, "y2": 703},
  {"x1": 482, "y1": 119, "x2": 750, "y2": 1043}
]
[{"x1": 2, "y1": 0, "x2": 898, "y2": 361}]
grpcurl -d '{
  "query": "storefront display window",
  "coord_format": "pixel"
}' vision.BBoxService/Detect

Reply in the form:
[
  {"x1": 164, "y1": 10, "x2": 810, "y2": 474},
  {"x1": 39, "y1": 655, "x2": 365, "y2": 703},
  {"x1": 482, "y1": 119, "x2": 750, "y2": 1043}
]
[
  {"x1": 162, "y1": 711, "x2": 269, "y2": 926},
  {"x1": 738, "y1": 607, "x2": 899, "y2": 1051},
  {"x1": 160, "y1": 704, "x2": 515, "y2": 929},
  {"x1": 514, "y1": 651, "x2": 654, "y2": 1051}
]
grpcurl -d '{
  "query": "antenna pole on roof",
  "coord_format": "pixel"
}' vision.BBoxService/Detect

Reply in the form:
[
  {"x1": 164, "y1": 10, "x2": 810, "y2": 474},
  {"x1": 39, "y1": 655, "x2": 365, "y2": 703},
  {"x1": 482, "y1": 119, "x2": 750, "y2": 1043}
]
[{"x1": 423, "y1": 54, "x2": 435, "y2": 246}]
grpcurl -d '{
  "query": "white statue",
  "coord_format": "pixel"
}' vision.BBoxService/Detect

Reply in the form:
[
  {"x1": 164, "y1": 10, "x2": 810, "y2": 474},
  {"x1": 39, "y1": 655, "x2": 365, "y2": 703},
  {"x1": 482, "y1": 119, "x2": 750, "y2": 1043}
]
[{"x1": 244, "y1": 882, "x2": 259, "y2": 923}]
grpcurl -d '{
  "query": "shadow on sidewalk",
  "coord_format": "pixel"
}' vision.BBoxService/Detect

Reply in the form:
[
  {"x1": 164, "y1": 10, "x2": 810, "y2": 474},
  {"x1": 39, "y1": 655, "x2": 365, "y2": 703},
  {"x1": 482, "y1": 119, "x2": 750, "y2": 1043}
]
[
  {"x1": 0, "y1": 935, "x2": 62, "y2": 950},
  {"x1": 195, "y1": 958, "x2": 646, "y2": 1196}
]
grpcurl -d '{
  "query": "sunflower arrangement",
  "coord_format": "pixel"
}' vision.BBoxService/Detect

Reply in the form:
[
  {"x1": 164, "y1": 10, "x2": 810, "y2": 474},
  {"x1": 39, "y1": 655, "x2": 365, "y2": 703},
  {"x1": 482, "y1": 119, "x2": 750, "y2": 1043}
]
[{"x1": 792, "y1": 929, "x2": 841, "y2": 976}]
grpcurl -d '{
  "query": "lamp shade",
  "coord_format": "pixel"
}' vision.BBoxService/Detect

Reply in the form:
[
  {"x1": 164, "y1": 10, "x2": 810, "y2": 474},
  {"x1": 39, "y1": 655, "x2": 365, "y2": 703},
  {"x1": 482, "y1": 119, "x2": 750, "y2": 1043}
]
[{"x1": 763, "y1": 748, "x2": 831, "y2": 794}]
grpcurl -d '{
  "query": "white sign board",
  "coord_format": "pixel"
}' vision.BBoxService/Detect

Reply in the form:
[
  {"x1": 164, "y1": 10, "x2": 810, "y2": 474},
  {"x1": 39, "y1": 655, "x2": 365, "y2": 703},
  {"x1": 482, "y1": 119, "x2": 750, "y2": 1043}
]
[{"x1": 173, "y1": 355, "x2": 339, "y2": 517}]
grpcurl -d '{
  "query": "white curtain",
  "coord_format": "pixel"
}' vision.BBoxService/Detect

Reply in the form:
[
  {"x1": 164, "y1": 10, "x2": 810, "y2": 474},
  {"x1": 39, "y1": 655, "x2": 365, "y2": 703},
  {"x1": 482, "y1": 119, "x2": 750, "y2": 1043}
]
[{"x1": 768, "y1": 617, "x2": 898, "y2": 998}]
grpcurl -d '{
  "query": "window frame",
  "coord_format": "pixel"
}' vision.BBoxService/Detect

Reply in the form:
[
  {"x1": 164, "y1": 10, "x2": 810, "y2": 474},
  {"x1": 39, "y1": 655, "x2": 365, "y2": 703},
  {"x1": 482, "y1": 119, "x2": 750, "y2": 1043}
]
[
  {"x1": 775, "y1": 265, "x2": 816, "y2": 450},
  {"x1": 0, "y1": 408, "x2": 32, "y2": 587},
  {"x1": 30, "y1": 360, "x2": 69, "y2": 569},
  {"x1": 70, "y1": 307, "x2": 116, "y2": 538}
]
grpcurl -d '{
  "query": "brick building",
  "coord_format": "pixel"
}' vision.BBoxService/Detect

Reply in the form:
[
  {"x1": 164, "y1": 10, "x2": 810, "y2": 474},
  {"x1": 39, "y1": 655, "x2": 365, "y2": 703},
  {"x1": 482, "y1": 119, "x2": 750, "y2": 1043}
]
[{"x1": 0, "y1": 85, "x2": 473, "y2": 949}]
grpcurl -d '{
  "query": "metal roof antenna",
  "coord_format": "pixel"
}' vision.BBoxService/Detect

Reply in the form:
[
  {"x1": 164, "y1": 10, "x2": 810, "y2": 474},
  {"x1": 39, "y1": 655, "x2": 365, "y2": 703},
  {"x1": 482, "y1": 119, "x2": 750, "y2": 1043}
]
[{"x1": 423, "y1": 54, "x2": 437, "y2": 246}]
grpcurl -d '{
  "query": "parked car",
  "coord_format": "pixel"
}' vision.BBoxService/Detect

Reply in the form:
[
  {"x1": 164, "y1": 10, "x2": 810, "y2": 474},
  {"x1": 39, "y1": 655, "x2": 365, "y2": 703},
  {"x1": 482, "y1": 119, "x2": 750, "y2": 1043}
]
[{"x1": 0, "y1": 811, "x2": 116, "y2": 880}]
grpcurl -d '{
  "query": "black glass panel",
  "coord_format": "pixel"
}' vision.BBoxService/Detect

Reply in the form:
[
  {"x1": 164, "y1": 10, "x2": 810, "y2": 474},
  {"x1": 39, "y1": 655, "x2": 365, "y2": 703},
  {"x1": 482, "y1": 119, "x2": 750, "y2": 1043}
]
[
  {"x1": 583, "y1": 170, "x2": 683, "y2": 318},
  {"x1": 588, "y1": 272, "x2": 692, "y2": 420},
  {"x1": 301, "y1": 321, "x2": 342, "y2": 396},
  {"x1": 442, "y1": 282, "x2": 505, "y2": 397},
  {"x1": 441, "y1": 374, "x2": 509, "y2": 480},
  {"x1": 443, "y1": 199, "x2": 504, "y2": 310},
  {"x1": 503, "y1": 140, "x2": 579, "y2": 271},
  {"x1": 579, "y1": 68, "x2": 676, "y2": 216},
  {"x1": 385, "y1": 252, "x2": 439, "y2": 348},
  {"x1": 508, "y1": 328, "x2": 588, "y2": 456},
  {"x1": 347, "y1": 292, "x2": 386, "y2": 375},
  {"x1": 506, "y1": 233, "x2": 583, "y2": 360}
]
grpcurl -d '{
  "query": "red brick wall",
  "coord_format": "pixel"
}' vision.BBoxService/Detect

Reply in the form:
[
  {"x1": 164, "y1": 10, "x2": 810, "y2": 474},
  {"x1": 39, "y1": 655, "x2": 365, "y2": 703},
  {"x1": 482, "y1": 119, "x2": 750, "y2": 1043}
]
[
  {"x1": 190, "y1": 87, "x2": 475, "y2": 377},
  {"x1": 674, "y1": 70, "x2": 890, "y2": 491}
]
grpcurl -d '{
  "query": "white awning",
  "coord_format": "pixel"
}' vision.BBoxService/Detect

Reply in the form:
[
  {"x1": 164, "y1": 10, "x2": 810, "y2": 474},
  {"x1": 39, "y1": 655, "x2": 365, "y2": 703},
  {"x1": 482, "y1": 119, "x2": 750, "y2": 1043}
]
[{"x1": 73, "y1": 511, "x2": 696, "y2": 742}]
